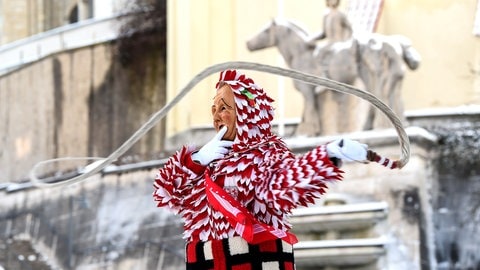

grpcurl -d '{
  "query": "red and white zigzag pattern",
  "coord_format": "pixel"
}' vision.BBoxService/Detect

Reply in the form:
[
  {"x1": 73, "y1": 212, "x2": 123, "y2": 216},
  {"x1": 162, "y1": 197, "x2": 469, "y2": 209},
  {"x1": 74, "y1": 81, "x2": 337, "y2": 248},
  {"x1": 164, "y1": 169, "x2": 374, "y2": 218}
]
[{"x1": 154, "y1": 70, "x2": 344, "y2": 243}]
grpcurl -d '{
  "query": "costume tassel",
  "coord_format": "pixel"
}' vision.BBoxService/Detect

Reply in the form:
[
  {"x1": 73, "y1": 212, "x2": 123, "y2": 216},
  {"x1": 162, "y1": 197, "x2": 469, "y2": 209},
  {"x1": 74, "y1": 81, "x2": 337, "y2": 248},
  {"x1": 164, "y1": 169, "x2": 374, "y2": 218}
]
[{"x1": 367, "y1": 150, "x2": 399, "y2": 169}]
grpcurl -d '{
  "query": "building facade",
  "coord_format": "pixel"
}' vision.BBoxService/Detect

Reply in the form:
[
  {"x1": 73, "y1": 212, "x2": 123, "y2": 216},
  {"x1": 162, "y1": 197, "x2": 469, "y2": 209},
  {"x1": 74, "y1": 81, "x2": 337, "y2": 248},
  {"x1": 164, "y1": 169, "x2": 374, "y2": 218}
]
[{"x1": 1, "y1": 1, "x2": 479, "y2": 269}]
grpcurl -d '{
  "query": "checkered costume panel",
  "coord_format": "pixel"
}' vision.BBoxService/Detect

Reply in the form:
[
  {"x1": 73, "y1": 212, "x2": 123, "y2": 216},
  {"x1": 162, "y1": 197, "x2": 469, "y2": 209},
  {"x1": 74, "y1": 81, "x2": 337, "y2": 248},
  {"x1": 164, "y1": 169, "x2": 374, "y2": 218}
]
[{"x1": 186, "y1": 237, "x2": 295, "y2": 270}]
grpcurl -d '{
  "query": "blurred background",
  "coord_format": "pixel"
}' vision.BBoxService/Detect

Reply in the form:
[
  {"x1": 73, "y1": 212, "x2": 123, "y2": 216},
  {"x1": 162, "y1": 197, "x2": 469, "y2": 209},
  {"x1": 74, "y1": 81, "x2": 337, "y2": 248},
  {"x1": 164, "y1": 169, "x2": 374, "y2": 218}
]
[{"x1": 0, "y1": 0, "x2": 479, "y2": 269}]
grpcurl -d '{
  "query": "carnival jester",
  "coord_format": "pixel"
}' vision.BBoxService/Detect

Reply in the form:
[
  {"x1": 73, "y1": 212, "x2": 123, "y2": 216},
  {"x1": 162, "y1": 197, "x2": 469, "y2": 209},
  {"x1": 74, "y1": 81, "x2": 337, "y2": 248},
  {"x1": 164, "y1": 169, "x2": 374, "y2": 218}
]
[{"x1": 153, "y1": 69, "x2": 369, "y2": 270}]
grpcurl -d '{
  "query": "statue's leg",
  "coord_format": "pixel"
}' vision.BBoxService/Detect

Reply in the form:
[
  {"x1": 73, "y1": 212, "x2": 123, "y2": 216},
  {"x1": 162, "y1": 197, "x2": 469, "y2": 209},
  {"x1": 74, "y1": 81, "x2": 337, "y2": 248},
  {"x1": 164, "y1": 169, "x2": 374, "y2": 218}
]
[
  {"x1": 360, "y1": 46, "x2": 386, "y2": 131},
  {"x1": 386, "y1": 72, "x2": 405, "y2": 124},
  {"x1": 294, "y1": 82, "x2": 322, "y2": 136},
  {"x1": 322, "y1": 42, "x2": 359, "y2": 134},
  {"x1": 363, "y1": 105, "x2": 376, "y2": 130},
  {"x1": 374, "y1": 46, "x2": 406, "y2": 129},
  {"x1": 331, "y1": 91, "x2": 349, "y2": 133}
]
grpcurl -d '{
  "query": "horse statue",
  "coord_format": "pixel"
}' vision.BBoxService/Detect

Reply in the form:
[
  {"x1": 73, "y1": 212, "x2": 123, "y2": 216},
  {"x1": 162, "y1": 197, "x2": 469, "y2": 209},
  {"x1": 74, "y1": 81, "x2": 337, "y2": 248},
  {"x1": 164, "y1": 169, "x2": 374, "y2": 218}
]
[
  {"x1": 356, "y1": 33, "x2": 420, "y2": 130},
  {"x1": 246, "y1": 18, "x2": 420, "y2": 136}
]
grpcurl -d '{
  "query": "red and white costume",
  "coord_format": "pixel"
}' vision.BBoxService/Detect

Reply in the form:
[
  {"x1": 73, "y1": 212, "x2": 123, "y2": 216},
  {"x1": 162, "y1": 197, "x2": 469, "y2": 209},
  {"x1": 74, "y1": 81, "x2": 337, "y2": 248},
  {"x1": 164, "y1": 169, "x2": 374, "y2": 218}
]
[{"x1": 153, "y1": 70, "x2": 344, "y2": 269}]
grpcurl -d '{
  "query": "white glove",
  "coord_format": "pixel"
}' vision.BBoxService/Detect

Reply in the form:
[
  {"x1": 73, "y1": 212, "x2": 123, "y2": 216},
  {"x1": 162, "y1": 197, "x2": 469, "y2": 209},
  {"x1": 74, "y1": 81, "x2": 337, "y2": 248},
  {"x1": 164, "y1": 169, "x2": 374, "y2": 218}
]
[
  {"x1": 191, "y1": 126, "x2": 234, "y2": 166},
  {"x1": 327, "y1": 138, "x2": 368, "y2": 162}
]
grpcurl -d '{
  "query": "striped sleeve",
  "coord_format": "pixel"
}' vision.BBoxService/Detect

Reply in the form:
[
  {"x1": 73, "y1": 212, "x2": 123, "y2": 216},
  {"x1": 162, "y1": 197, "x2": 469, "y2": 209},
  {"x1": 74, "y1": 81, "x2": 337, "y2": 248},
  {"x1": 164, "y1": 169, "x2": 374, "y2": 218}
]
[
  {"x1": 257, "y1": 144, "x2": 344, "y2": 212},
  {"x1": 153, "y1": 145, "x2": 205, "y2": 213}
]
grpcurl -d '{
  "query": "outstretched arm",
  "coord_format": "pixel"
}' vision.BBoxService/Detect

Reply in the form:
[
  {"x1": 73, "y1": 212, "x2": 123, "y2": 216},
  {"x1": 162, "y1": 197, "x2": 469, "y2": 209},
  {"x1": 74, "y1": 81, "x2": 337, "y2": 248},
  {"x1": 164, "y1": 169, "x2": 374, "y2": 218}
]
[
  {"x1": 254, "y1": 139, "x2": 368, "y2": 212},
  {"x1": 308, "y1": 31, "x2": 327, "y2": 43},
  {"x1": 308, "y1": 15, "x2": 328, "y2": 44}
]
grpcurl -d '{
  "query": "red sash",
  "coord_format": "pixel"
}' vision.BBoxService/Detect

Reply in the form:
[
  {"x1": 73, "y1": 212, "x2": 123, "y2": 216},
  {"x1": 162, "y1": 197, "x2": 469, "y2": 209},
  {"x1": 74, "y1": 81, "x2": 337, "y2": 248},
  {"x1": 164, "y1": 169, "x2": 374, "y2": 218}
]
[{"x1": 205, "y1": 170, "x2": 298, "y2": 245}]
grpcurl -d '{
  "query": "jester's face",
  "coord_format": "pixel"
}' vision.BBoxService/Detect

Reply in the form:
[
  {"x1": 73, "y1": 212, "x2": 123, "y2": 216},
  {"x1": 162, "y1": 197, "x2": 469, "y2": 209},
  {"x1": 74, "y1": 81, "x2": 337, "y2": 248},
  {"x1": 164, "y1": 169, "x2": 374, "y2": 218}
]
[
  {"x1": 212, "y1": 83, "x2": 237, "y2": 141},
  {"x1": 214, "y1": 69, "x2": 275, "y2": 149}
]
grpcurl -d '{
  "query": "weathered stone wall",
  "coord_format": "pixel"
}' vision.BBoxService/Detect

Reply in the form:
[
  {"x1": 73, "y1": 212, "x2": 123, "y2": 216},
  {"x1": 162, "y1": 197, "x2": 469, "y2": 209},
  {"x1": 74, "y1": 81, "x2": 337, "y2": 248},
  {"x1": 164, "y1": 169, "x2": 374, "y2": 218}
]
[
  {"x1": 333, "y1": 148, "x2": 436, "y2": 269},
  {"x1": 408, "y1": 112, "x2": 480, "y2": 269},
  {"x1": 0, "y1": 40, "x2": 167, "y2": 182},
  {"x1": 0, "y1": 166, "x2": 185, "y2": 270},
  {"x1": 288, "y1": 128, "x2": 438, "y2": 269},
  {"x1": 0, "y1": 131, "x2": 437, "y2": 270}
]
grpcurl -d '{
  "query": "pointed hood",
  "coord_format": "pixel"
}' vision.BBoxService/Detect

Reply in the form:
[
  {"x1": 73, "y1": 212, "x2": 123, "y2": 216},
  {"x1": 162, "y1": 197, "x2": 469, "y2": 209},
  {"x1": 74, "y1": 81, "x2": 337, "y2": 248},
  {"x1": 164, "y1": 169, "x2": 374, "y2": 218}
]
[{"x1": 216, "y1": 70, "x2": 275, "y2": 151}]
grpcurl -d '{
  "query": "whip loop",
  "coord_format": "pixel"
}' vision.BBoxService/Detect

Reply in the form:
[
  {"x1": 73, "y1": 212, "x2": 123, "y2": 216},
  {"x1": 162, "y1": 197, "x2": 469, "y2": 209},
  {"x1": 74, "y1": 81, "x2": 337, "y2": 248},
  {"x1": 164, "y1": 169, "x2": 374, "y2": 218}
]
[{"x1": 30, "y1": 61, "x2": 410, "y2": 188}]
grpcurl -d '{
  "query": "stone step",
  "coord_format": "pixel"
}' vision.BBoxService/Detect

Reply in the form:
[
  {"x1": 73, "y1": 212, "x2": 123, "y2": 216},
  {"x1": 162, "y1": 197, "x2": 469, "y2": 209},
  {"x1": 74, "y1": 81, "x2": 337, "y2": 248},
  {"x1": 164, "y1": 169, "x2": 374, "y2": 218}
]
[
  {"x1": 294, "y1": 237, "x2": 387, "y2": 267},
  {"x1": 290, "y1": 201, "x2": 388, "y2": 232}
]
